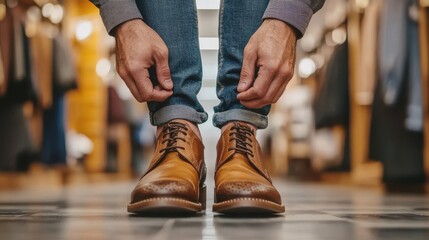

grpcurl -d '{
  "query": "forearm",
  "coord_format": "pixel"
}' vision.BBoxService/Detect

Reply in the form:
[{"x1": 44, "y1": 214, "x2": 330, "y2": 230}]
[
  {"x1": 263, "y1": 0, "x2": 325, "y2": 38},
  {"x1": 89, "y1": 0, "x2": 143, "y2": 35}
]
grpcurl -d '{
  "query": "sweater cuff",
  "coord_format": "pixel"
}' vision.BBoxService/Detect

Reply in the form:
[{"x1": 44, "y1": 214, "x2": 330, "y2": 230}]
[
  {"x1": 99, "y1": 0, "x2": 143, "y2": 35},
  {"x1": 263, "y1": 0, "x2": 313, "y2": 39}
]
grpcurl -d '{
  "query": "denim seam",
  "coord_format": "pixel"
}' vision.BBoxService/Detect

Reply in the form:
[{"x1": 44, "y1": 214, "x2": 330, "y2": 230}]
[
  {"x1": 150, "y1": 105, "x2": 208, "y2": 126},
  {"x1": 213, "y1": 109, "x2": 268, "y2": 129},
  {"x1": 217, "y1": 0, "x2": 225, "y2": 89}
]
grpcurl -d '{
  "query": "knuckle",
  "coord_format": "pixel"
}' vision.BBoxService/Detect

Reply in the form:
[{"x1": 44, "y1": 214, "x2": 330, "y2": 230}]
[
  {"x1": 240, "y1": 69, "x2": 252, "y2": 79},
  {"x1": 126, "y1": 62, "x2": 141, "y2": 74},
  {"x1": 158, "y1": 66, "x2": 171, "y2": 76},
  {"x1": 241, "y1": 102, "x2": 250, "y2": 108},
  {"x1": 252, "y1": 103, "x2": 262, "y2": 109},
  {"x1": 265, "y1": 61, "x2": 279, "y2": 72},
  {"x1": 280, "y1": 66, "x2": 294, "y2": 79},
  {"x1": 260, "y1": 99, "x2": 269, "y2": 106},
  {"x1": 253, "y1": 88, "x2": 264, "y2": 98},
  {"x1": 262, "y1": 97, "x2": 271, "y2": 104},
  {"x1": 144, "y1": 92, "x2": 154, "y2": 101},
  {"x1": 243, "y1": 45, "x2": 254, "y2": 55},
  {"x1": 155, "y1": 46, "x2": 169, "y2": 59},
  {"x1": 135, "y1": 97, "x2": 144, "y2": 103}
]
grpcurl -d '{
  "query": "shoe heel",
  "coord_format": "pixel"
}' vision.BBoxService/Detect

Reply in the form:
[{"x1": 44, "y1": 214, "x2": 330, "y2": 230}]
[{"x1": 199, "y1": 185, "x2": 206, "y2": 210}]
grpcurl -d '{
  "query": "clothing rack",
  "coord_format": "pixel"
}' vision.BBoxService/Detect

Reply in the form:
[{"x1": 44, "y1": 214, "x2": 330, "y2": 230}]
[{"x1": 346, "y1": 0, "x2": 429, "y2": 184}]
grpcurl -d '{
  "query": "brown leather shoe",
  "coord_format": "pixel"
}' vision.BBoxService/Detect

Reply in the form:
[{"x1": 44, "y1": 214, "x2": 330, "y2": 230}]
[
  {"x1": 127, "y1": 119, "x2": 206, "y2": 214},
  {"x1": 213, "y1": 121, "x2": 285, "y2": 214}
]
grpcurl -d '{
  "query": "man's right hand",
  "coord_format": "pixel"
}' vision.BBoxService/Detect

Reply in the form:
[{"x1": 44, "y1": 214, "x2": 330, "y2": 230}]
[{"x1": 114, "y1": 19, "x2": 173, "y2": 102}]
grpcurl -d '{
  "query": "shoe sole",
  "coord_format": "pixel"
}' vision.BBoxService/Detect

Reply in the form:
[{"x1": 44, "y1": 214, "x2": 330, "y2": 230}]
[
  {"x1": 127, "y1": 185, "x2": 206, "y2": 214},
  {"x1": 213, "y1": 198, "x2": 285, "y2": 214}
]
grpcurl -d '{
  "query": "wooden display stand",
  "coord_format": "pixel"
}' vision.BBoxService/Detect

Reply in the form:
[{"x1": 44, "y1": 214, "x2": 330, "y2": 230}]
[{"x1": 347, "y1": 1, "x2": 382, "y2": 185}]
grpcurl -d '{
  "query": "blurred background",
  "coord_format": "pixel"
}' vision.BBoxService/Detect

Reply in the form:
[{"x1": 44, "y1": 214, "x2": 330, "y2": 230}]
[{"x1": 0, "y1": 0, "x2": 428, "y2": 192}]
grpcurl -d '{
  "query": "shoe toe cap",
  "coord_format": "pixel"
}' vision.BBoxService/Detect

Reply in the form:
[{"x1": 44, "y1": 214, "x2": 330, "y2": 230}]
[
  {"x1": 216, "y1": 181, "x2": 282, "y2": 204},
  {"x1": 131, "y1": 180, "x2": 197, "y2": 203}
]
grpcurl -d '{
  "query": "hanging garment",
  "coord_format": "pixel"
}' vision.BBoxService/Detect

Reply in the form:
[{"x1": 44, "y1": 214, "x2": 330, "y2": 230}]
[
  {"x1": 314, "y1": 42, "x2": 349, "y2": 129},
  {"x1": 369, "y1": 79, "x2": 425, "y2": 183},
  {"x1": 12, "y1": 8, "x2": 25, "y2": 82},
  {"x1": 370, "y1": 0, "x2": 425, "y2": 183},
  {"x1": 41, "y1": 95, "x2": 67, "y2": 165},
  {"x1": 378, "y1": 0, "x2": 411, "y2": 106},
  {"x1": 0, "y1": 49, "x2": 3, "y2": 91},
  {"x1": 0, "y1": 19, "x2": 38, "y2": 104},
  {"x1": 108, "y1": 86, "x2": 126, "y2": 124},
  {"x1": 52, "y1": 35, "x2": 77, "y2": 95},
  {"x1": 0, "y1": 103, "x2": 33, "y2": 171},
  {"x1": 40, "y1": 33, "x2": 78, "y2": 165},
  {"x1": 313, "y1": 42, "x2": 350, "y2": 171},
  {"x1": 30, "y1": 23, "x2": 53, "y2": 109},
  {"x1": 357, "y1": 0, "x2": 383, "y2": 106},
  {"x1": 405, "y1": 1, "x2": 423, "y2": 132},
  {"x1": 0, "y1": 5, "x2": 13, "y2": 96}
]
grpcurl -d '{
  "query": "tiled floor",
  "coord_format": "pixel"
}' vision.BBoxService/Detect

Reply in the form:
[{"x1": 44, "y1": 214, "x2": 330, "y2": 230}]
[
  {"x1": 1, "y1": 121, "x2": 429, "y2": 239},
  {"x1": 0, "y1": 179, "x2": 428, "y2": 240}
]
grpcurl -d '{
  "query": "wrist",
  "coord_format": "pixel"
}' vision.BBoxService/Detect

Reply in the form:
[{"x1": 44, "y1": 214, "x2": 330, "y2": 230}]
[
  {"x1": 263, "y1": 18, "x2": 298, "y2": 41},
  {"x1": 114, "y1": 18, "x2": 143, "y2": 38}
]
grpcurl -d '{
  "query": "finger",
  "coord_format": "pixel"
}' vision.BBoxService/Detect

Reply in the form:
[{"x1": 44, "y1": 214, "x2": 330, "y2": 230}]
[
  {"x1": 238, "y1": 46, "x2": 257, "y2": 92},
  {"x1": 273, "y1": 80, "x2": 288, "y2": 103},
  {"x1": 132, "y1": 68, "x2": 172, "y2": 102},
  {"x1": 272, "y1": 64, "x2": 293, "y2": 102},
  {"x1": 240, "y1": 75, "x2": 284, "y2": 109},
  {"x1": 154, "y1": 48, "x2": 173, "y2": 90},
  {"x1": 273, "y1": 77, "x2": 289, "y2": 103},
  {"x1": 150, "y1": 85, "x2": 173, "y2": 101},
  {"x1": 237, "y1": 65, "x2": 275, "y2": 101}
]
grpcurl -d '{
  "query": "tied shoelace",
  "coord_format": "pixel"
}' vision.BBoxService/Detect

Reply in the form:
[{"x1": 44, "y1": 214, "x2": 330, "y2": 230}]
[
  {"x1": 228, "y1": 123, "x2": 255, "y2": 157},
  {"x1": 159, "y1": 122, "x2": 188, "y2": 153}
]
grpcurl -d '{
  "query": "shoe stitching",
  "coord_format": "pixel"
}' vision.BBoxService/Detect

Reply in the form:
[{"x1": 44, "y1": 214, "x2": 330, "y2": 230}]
[
  {"x1": 129, "y1": 197, "x2": 202, "y2": 206},
  {"x1": 214, "y1": 197, "x2": 284, "y2": 207}
]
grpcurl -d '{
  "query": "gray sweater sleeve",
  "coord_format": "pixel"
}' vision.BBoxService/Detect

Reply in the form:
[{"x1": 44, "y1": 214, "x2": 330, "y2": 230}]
[
  {"x1": 263, "y1": 0, "x2": 325, "y2": 38},
  {"x1": 89, "y1": 0, "x2": 143, "y2": 35}
]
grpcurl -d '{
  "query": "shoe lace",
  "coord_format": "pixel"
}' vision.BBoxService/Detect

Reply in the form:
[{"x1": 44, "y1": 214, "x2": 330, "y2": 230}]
[
  {"x1": 159, "y1": 121, "x2": 188, "y2": 153},
  {"x1": 228, "y1": 123, "x2": 254, "y2": 157}
]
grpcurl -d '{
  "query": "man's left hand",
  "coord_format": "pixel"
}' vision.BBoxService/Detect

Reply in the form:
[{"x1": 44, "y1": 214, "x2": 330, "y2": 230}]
[{"x1": 237, "y1": 19, "x2": 297, "y2": 109}]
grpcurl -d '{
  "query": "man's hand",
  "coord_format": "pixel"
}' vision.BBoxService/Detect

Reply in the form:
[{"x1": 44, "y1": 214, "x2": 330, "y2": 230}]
[
  {"x1": 115, "y1": 19, "x2": 173, "y2": 102},
  {"x1": 237, "y1": 19, "x2": 297, "y2": 109}
]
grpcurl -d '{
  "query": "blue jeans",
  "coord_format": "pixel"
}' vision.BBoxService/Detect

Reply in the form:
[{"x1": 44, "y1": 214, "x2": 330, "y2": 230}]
[{"x1": 136, "y1": 0, "x2": 270, "y2": 129}]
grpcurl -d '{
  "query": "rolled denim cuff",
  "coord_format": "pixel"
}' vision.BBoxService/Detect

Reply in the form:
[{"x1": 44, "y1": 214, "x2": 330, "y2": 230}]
[
  {"x1": 213, "y1": 109, "x2": 268, "y2": 129},
  {"x1": 99, "y1": 0, "x2": 143, "y2": 35},
  {"x1": 150, "y1": 105, "x2": 208, "y2": 126},
  {"x1": 262, "y1": 0, "x2": 314, "y2": 39}
]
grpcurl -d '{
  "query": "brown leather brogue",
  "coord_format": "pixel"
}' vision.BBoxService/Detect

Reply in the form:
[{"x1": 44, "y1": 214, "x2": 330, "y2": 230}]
[
  {"x1": 213, "y1": 121, "x2": 285, "y2": 214},
  {"x1": 127, "y1": 119, "x2": 206, "y2": 214}
]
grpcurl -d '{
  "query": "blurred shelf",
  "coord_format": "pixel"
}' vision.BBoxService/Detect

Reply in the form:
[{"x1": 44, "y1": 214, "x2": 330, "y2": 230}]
[
  {"x1": 197, "y1": 0, "x2": 220, "y2": 10},
  {"x1": 197, "y1": 86, "x2": 218, "y2": 101},
  {"x1": 199, "y1": 37, "x2": 219, "y2": 50}
]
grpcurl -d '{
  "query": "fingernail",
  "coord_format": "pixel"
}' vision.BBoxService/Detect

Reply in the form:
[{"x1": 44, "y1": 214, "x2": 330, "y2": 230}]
[
  {"x1": 238, "y1": 82, "x2": 246, "y2": 91},
  {"x1": 165, "y1": 79, "x2": 173, "y2": 88}
]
